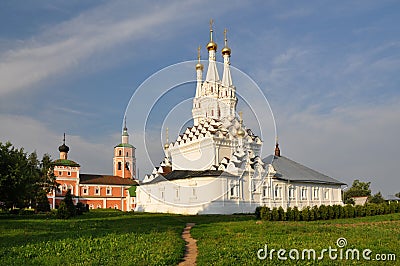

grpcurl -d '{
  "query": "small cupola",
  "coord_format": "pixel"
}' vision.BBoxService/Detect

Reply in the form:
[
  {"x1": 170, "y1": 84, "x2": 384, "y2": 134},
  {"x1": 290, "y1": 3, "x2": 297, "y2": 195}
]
[
  {"x1": 274, "y1": 142, "x2": 281, "y2": 157},
  {"x1": 58, "y1": 133, "x2": 69, "y2": 159}
]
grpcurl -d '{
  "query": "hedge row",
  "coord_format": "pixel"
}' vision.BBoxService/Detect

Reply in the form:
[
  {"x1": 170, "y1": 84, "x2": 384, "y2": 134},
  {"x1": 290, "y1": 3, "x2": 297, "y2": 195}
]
[{"x1": 255, "y1": 202, "x2": 400, "y2": 221}]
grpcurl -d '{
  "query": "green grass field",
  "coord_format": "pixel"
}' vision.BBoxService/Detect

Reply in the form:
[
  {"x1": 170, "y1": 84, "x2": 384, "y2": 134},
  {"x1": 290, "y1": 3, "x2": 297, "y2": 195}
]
[{"x1": 0, "y1": 210, "x2": 398, "y2": 265}]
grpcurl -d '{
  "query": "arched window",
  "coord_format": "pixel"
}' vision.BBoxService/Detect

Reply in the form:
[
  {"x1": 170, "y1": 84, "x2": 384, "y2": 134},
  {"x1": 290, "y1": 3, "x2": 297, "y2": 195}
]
[
  {"x1": 69, "y1": 185, "x2": 73, "y2": 194},
  {"x1": 118, "y1": 162, "x2": 121, "y2": 170},
  {"x1": 97, "y1": 204, "x2": 101, "y2": 209},
  {"x1": 106, "y1": 186, "x2": 112, "y2": 195},
  {"x1": 95, "y1": 186, "x2": 100, "y2": 195},
  {"x1": 63, "y1": 184, "x2": 67, "y2": 191},
  {"x1": 126, "y1": 152, "x2": 129, "y2": 157},
  {"x1": 126, "y1": 162, "x2": 130, "y2": 170},
  {"x1": 118, "y1": 150, "x2": 122, "y2": 156},
  {"x1": 114, "y1": 204, "x2": 118, "y2": 209}
]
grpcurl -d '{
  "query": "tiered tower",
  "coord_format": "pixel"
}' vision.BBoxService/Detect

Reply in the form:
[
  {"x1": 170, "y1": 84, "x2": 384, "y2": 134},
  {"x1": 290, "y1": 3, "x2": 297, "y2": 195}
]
[
  {"x1": 192, "y1": 20, "x2": 237, "y2": 126},
  {"x1": 113, "y1": 119, "x2": 136, "y2": 179}
]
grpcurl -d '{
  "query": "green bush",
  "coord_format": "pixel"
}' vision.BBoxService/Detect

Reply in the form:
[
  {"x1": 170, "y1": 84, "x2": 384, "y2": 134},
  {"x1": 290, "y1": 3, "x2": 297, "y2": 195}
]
[
  {"x1": 260, "y1": 207, "x2": 271, "y2": 221},
  {"x1": 35, "y1": 190, "x2": 51, "y2": 213},
  {"x1": 293, "y1": 207, "x2": 300, "y2": 221},
  {"x1": 18, "y1": 209, "x2": 35, "y2": 215},
  {"x1": 389, "y1": 202, "x2": 397, "y2": 214},
  {"x1": 255, "y1": 202, "x2": 397, "y2": 222},
  {"x1": 286, "y1": 207, "x2": 294, "y2": 221},
  {"x1": 345, "y1": 204, "x2": 355, "y2": 218},
  {"x1": 56, "y1": 190, "x2": 76, "y2": 219},
  {"x1": 278, "y1": 206, "x2": 286, "y2": 221},
  {"x1": 355, "y1": 205, "x2": 365, "y2": 217},
  {"x1": 271, "y1": 207, "x2": 279, "y2": 221},
  {"x1": 255, "y1": 206, "x2": 262, "y2": 219},
  {"x1": 365, "y1": 203, "x2": 377, "y2": 216},
  {"x1": 301, "y1": 207, "x2": 310, "y2": 221},
  {"x1": 312, "y1": 206, "x2": 320, "y2": 220},
  {"x1": 318, "y1": 205, "x2": 328, "y2": 220},
  {"x1": 327, "y1": 205, "x2": 335, "y2": 219}
]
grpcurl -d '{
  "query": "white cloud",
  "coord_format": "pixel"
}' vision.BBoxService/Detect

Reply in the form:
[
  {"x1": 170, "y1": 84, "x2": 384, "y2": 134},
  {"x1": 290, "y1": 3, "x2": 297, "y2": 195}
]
[
  {"x1": 0, "y1": 1, "x2": 212, "y2": 97},
  {"x1": 277, "y1": 100, "x2": 400, "y2": 195},
  {"x1": 0, "y1": 114, "x2": 118, "y2": 174}
]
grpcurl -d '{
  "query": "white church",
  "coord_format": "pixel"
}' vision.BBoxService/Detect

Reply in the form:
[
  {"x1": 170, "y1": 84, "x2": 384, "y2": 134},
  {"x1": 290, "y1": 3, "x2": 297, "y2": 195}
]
[{"x1": 135, "y1": 24, "x2": 345, "y2": 214}]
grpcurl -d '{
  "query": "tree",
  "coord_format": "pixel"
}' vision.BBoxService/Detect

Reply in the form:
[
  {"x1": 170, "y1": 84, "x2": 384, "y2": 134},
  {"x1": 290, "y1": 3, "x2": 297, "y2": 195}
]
[
  {"x1": 57, "y1": 190, "x2": 76, "y2": 219},
  {"x1": 343, "y1": 179, "x2": 372, "y2": 204},
  {"x1": 35, "y1": 190, "x2": 50, "y2": 212},
  {"x1": 369, "y1": 192, "x2": 385, "y2": 204},
  {"x1": 0, "y1": 142, "x2": 55, "y2": 211},
  {"x1": 395, "y1": 192, "x2": 400, "y2": 198}
]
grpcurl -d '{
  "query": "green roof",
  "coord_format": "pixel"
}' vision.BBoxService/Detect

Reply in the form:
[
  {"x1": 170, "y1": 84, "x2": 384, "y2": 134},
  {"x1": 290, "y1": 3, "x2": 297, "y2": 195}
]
[
  {"x1": 52, "y1": 159, "x2": 80, "y2": 167},
  {"x1": 115, "y1": 143, "x2": 134, "y2": 148},
  {"x1": 128, "y1": 186, "x2": 137, "y2": 197}
]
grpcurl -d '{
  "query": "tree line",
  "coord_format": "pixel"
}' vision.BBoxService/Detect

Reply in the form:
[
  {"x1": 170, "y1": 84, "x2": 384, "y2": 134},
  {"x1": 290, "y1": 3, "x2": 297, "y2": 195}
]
[{"x1": 0, "y1": 141, "x2": 56, "y2": 212}]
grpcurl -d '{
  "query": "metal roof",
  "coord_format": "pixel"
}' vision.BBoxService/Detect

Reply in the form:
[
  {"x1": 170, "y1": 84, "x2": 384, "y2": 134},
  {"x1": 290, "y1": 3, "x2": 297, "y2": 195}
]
[
  {"x1": 143, "y1": 170, "x2": 224, "y2": 185},
  {"x1": 263, "y1": 155, "x2": 346, "y2": 185},
  {"x1": 52, "y1": 159, "x2": 80, "y2": 167},
  {"x1": 80, "y1": 174, "x2": 137, "y2": 186}
]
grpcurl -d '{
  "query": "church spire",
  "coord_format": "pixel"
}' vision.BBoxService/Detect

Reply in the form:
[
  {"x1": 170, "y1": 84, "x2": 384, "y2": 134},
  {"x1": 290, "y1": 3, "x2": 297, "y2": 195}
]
[
  {"x1": 205, "y1": 19, "x2": 220, "y2": 82},
  {"x1": 195, "y1": 45, "x2": 203, "y2": 98},
  {"x1": 221, "y1": 28, "x2": 232, "y2": 87},
  {"x1": 122, "y1": 116, "x2": 129, "y2": 144}
]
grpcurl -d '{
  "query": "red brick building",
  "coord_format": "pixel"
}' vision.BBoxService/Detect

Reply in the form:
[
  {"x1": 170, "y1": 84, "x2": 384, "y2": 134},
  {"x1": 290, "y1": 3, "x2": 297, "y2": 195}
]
[{"x1": 48, "y1": 125, "x2": 137, "y2": 211}]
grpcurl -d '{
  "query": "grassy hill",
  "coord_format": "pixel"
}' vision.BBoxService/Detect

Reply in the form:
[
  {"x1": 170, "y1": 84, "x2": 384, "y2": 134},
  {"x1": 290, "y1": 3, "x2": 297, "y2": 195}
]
[{"x1": 0, "y1": 210, "x2": 398, "y2": 265}]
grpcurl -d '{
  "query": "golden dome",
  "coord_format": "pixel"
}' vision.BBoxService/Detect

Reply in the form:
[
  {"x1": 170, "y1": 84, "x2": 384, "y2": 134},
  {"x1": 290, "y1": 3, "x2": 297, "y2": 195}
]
[
  {"x1": 237, "y1": 127, "x2": 245, "y2": 137},
  {"x1": 206, "y1": 41, "x2": 217, "y2": 51},
  {"x1": 196, "y1": 63, "x2": 204, "y2": 70},
  {"x1": 164, "y1": 142, "x2": 169, "y2": 150},
  {"x1": 221, "y1": 46, "x2": 231, "y2": 55}
]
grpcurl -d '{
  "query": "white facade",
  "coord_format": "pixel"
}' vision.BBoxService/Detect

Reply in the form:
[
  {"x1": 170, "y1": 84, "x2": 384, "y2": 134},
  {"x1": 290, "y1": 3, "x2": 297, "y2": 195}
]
[{"x1": 135, "y1": 25, "x2": 344, "y2": 215}]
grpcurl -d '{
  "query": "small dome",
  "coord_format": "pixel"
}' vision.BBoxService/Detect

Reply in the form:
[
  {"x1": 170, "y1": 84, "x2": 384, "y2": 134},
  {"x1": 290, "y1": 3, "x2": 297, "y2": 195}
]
[
  {"x1": 221, "y1": 46, "x2": 231, "y2": 55},
  {"x1": 164, "y1": 142, "x2": 169, "y2": 150},
  {"x1": 206, "y1": 41, "x2": 217, "y2": 51},
  {"x1": 195, "y1": 63, "x2": 204, "y2": 70},
  {"x1": 237, "y1": 127, "x2": 245, "y2": 137},
  {"x1": 58, "y1": 143, "x2": 69, "y2": 153}
]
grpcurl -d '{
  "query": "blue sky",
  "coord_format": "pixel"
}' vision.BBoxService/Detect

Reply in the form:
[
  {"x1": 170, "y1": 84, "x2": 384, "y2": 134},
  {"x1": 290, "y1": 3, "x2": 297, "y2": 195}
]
[{"x1": 0, "y1": 1, "x2": 399, "y2": 195}]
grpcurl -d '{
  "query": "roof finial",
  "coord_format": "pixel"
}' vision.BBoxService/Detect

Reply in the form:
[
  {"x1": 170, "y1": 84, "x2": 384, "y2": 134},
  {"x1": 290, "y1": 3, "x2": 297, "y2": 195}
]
[
  {"x1": 209, "y1": 19, "x2": 214, "y2": 41},
  {"x1": 123, "y1": 116, "x2": 127, "y2": 130},
  {"x1": 221, "y1": 28, "x2": 231, "y2": 56},
  {"x1": 206, "y1": 19, "x2": 218, "y2": 51},
  {"x1": 63, "y1": 133, "x2": 66, "y2": 145},
  {"x1": 164, "y1": 127, "x2": 169, "y2": 150},
  {"x1": 224, "y1": 28, "x2": 227, "y2": 46},
  {"x1": 197, "y1": 45, "x2": 201, "y2": 62},
  {"x1": 239, "y1": 111, "x2": 243, "y2": 123}
]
